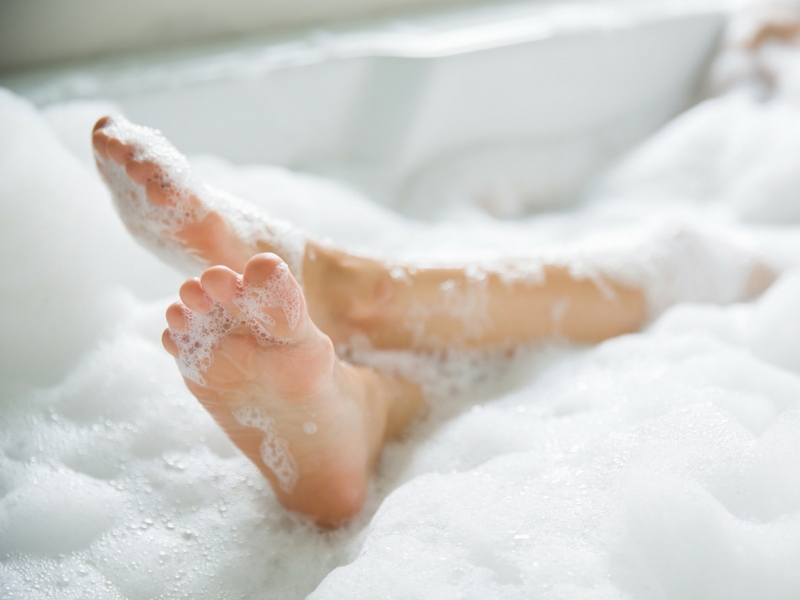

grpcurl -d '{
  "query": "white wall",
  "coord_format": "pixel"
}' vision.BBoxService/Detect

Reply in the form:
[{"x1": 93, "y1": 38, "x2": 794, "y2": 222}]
[{"x1": 0, "y1": 0, "x2": 483, "y2": 72}]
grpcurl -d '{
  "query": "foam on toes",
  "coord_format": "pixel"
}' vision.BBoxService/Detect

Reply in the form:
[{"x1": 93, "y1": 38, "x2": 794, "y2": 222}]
[{"x1": 166, "y1": 254, "x2": 306, "y2": 384}]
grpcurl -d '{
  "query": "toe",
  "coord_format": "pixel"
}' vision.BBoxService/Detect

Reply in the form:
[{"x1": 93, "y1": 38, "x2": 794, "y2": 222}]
[
  {"x1": 242, "y1": 253, "x2": 305, "y2": 337},
  {"x1": 201, "y1": 266, "x2": 240, "y2": 304},
  {"x1": 243, "y1": 253, "x2": 284, "y2": 285},
  {"x1": 166, "y1": 302, "x2": 189, "y2": 329},
  {"x1": 180, "y1": 278, "x2": 212, "y2": 312},
  {"x1": 92, "y1": 130, "x2": 109, "y2": 159},
  {"x1": 93, "y1": 116, "x2": 111, "y2": 132},
  {"x1": 145, "y1": 180, "x2": 173, "y2": 206},
  {"x1": 107, "y1": 137, "x2": 133, "y2": 165},
  {"x1": 162, "y1": 329, "x2": 179, "y2": 356},
  {"x1": 126, "y1": 160, "x2": 158, "y2": 185}
]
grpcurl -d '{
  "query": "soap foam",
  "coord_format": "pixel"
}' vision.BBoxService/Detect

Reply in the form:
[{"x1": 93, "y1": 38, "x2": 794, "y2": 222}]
[
  {"x1": 169, "y1": 265, "x2": 302, "y2": 384},
  {"x1": 169, "y1": 301, "x2": 237, "y2": 385},
  {"x1": 232, "y1": 405, "x2": 299, "y2": 493}
]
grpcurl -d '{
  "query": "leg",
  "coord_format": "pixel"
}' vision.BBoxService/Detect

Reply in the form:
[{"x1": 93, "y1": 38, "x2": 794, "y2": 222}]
[
  {"x1": 95, "y1": 116, "x2": 772, "y2": 351},
  {"x1": 304, "y1": 229, "x2": 774, "y2": 350},
  {"x1": 302, "y1": 247, "x2": 647, "y2": 350},
  {"x1": 163, "y1": 253, "x2": 422, "y2": 526},
  {"x1": 94, "y1": 116, "x2": 648, "y2": 351}
]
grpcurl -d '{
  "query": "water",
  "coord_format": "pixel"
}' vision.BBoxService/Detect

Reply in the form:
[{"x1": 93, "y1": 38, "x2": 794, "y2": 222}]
[{"x1": 3, "y1": 18, "x2": 800, "y2": 597}]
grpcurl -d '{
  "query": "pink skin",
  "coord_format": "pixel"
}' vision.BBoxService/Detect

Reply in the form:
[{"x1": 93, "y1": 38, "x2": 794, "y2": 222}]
[{"x1": 161, "y1": 253, "x2": 416, "y2": 526}]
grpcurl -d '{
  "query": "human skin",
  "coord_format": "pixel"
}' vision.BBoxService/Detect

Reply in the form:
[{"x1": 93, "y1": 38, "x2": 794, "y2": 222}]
[{"x1": 92, "y1": 115, "x2": 649, "y2": 525}]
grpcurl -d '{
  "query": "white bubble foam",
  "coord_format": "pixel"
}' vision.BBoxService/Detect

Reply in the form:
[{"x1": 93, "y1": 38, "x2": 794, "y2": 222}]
[
  {"x1": 169, "y1": 301, "x2": 237, "y2": 385},
  {"x1": 232, "y1": 405, "x2": 299, "y2": 493}
]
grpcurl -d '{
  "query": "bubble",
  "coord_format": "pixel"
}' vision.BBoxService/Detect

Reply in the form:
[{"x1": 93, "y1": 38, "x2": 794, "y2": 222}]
[
  {"x1": 169, "y1": 263, "x2": 301, "y2": 383},
  {"x1": 232, "y1": 406, "x2": 299, "y2": 493}
]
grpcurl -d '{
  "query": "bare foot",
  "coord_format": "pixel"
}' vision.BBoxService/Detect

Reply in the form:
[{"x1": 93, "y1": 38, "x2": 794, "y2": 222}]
[
  {"x1": 161, "y1": 253, "x2": 422, "y2": 526},
  {"x1": 92, "y1": 116, "x2": 304, "y2": 276}
]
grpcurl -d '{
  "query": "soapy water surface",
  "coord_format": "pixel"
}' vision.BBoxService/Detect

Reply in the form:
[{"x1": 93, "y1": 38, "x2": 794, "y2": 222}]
[{"x1": 5, "y1": 27, "x2": 800, "y2": 600}]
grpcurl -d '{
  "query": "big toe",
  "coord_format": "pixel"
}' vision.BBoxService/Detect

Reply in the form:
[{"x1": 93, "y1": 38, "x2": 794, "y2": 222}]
[
  {"x1": 241, "y1": 253, "x2": 305, "y2": 339},
  {"x1": 93, "y1": 116, "x2": 112, "y2": 132},
  {"x1": 243, "y1": 253, "x2": 285, "y2": 284}
]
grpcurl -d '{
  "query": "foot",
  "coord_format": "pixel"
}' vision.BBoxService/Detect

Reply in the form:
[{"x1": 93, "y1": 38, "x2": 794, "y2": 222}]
[
  {"x1": 92, "y1": 116, "x2": 305, "y2": 276},
  {"x1": 161, "y1": 253, "x2": 422, "y2": 526}
]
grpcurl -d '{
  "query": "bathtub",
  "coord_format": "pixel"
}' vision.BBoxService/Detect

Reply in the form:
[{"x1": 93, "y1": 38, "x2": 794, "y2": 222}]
[{"x1": 3, "y1": 1, "x2": 725, "y2": 212}]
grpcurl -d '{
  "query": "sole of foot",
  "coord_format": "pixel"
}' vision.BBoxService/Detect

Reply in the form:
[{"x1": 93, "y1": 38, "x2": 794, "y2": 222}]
[{"x1": 162, "y1": 252, "x2": 418, "y2": 526}]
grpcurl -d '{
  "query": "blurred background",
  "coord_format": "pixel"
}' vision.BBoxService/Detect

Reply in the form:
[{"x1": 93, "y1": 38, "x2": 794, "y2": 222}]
[
  {"x1": 0, "y1": 0, "x2": 494, "y2": 71},
  {"x1": 0, "y1": 0, "x2": 735, "y2": 218}
]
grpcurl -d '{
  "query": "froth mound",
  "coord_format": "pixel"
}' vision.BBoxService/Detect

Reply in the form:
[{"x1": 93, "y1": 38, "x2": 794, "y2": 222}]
[{"x1": 4, "y1": 41, "x2": 800, "y2": 600}]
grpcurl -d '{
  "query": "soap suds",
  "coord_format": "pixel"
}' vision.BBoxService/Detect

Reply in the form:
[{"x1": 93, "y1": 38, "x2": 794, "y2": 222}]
[
  {"x1": 168, "y1": 301, "x2": 236, "y2": 385},
  {"x1": 169, "y1": 264, "x2": 302, "y2": 384},
  {"x1": 232, "y1": 405, "x2": 299, "y2": 493}
]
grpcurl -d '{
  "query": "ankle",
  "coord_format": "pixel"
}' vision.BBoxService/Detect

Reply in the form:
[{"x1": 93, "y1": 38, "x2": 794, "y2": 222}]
[
  {"x1": 381, "y1": 373, "x2": 424, "y2": 440},
  {"x1": 362, "y1": 366, "x2": 423, "y2": 444},
  {"x1": 339, "y1": 362, "x2": 423, "y2": 470},
  {"x1": 302, "y1": 243, "x2": 398, "y2": 344}
]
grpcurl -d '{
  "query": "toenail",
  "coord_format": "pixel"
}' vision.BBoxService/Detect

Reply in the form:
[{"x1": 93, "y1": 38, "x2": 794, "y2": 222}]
[
  {"x1": 93, "y1": 116, "x2": 111, "y2": 132},
  {"x1": 166, "y1": 303, "x2": 188, "y2": 328},
  {"x1": 92, "y1": 132, "x2": 109, "y2": 157}
]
